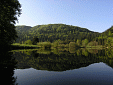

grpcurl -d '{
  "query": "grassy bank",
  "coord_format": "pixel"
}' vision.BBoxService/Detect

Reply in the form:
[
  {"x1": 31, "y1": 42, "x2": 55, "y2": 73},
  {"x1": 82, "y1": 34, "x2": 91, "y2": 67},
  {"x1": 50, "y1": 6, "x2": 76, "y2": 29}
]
[
  {"x1": 11, "y1": 42, "x2": 70, "y2": 49},
  {"x1": 11, "y1": 43, "x2": 40, "y2": 50},
  {"x1": 11, "y1": 43, "x2": 39, "y2": 47},
  {"x1": 11, "y1": 42, "x2": 107, "y2": 50}
]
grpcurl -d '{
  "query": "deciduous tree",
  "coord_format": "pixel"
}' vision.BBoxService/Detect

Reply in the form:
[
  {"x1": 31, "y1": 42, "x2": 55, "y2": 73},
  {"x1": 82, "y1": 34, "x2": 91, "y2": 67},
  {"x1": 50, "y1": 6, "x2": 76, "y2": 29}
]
[{"x1": 0, "y1": 0, "x2": 21, "y2": 49}]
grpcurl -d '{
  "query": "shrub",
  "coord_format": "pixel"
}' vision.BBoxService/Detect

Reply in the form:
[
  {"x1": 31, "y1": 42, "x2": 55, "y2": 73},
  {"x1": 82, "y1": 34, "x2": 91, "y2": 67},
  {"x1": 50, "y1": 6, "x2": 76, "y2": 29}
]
[
  {"x1": 69, "y1": 42, "x2": 76, "y2": 48},
  {"x1": 53, "y1": 41, "x2": 59, "y2": 47},
  {"x1": 37, "y1": 42, "x2": 51, "y2": 49},
  {"x1": 24, "y1": 40, "x2": 32, "y2": 45},
  {"x1": 87, "y1": 41, "x2": 98, "y2": 46}
]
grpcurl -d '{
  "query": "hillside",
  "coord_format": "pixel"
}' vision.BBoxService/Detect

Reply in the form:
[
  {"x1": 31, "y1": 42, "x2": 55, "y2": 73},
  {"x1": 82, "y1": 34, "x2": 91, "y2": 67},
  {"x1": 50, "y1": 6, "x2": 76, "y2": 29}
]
[
  {"x1": 102, "y1": 26, "x2": 113, "y2": 35},
  {"x1": 15, "y1": 24, "x2": 100, "y2": 44},
  {"x1": 15, "y1": 25, "x2": 32, "y2": 43},
  {"x1": 94, "y1": 26, "x2": 113, "y2": 46}
]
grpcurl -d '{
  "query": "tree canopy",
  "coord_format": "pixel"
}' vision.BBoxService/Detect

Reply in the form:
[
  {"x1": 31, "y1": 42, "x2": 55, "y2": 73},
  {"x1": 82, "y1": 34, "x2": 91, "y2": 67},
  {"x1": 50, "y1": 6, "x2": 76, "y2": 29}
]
[{"x1": 0, "y1": 0, "x2": 21, "y2": 49}]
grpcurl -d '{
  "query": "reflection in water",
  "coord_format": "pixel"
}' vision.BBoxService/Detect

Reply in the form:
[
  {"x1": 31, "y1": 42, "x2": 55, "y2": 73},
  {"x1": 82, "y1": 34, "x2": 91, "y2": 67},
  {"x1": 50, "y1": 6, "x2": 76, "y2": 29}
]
[
  {"x1": 12, "y1": 48, "x2": 113, "y2": 71},
  {"x1": 14, "y1": 62, "x2": 113, "y2": 85},
  {"x1": 0, "y1": 50, "x2": 17, "y2": 85},
  {"x1": 12, "y1": 48, "x2": 113, "y2": 85}
]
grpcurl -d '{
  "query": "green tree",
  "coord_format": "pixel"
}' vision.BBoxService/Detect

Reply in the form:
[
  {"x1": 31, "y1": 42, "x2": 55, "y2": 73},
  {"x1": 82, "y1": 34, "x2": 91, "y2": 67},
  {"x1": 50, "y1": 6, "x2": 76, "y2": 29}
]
[
  {"x1": 69, "y1": 42, "x2": 79, "y2": 48},
  {"x1": 32, "y1": 37, "x2": 39, "y2": 45},
  {"x1": 24, "y1": 40, "x2": 32, "y2": 45},
  {"x1": 87, "y1": 41, "x2": 98, "y2": 46},
  {"x1": 82, "y1": 39, "x2": 89, "y2": 47},
  {"x1": 108, "y1": 31, "x2": 112, "y2": 36},
  {"x1": 76, "y1": 39, "x2": 81, "y2": 46},
  {"x1": 53, "y1": 40, "x2": 59, "y2": 47},
  {"x1": 0, "y1": 0, "x2": 21, "y2": 49}
]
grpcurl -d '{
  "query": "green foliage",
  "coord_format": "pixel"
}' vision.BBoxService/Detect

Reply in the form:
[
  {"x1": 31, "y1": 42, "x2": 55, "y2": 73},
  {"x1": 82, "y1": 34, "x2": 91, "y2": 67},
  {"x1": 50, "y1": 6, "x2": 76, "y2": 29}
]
[
  {"x1": 12, "y1": 48, "x2": 113, "y2": 71},
  {"x1": 93, "y1": 26, "x2": 113, "y2": 47},
  {"x1": 87, "y1": 41, "x2": 98, "y2": 46},
  {"x1": 37, "y1": 42, "x2": 51, "y2": 49},
  {"x1": 69, "y1": 42, "x2": 76, "y2": 47},
  {"x1": 24, "y1": 40, "x2": 32, "y2": 45},
  {"x1": 14, "y1": 24, "x2": 113, "y2": 48},
  {"x1": 108, "y1": 31, "x2": 112, "y2": 36},
  {"x1": 52, "y1": 40, "x2": 59, "y2": 48},
  {"x1": 15, "y1": 24, "x2": 100, "y2": 44},
  {"x1": 102, "y1": 26, "x2": 113, "y2": 36},
  {"x1": 82, "y1": 39, "x2": 89, "y2": 46},
  {"x1": 76, "y1": 39, "x2": 81, "y2": 46},
  {"x1": 69, "y1": 42, "x2": 79, "y2": 48},
  {"x1": 32, "y1": 37, "x2": 39, "y2": 45},
  {"x1": 0, "y1": 0, "x2": 21, "y2": 49}
]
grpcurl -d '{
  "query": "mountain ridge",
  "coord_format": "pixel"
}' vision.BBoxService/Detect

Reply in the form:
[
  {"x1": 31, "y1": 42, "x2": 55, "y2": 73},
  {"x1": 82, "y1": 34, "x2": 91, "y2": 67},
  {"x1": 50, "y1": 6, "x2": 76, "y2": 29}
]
[{"x1": 15, "y1": 24, "x2": 100, "y2": 43}]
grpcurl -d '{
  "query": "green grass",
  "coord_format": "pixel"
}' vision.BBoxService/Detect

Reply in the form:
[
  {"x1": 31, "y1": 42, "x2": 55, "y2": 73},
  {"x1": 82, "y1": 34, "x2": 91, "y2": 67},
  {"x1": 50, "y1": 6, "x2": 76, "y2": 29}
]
[
  {"x1": 12, "y1": 42, "x2": 107, "y2": 50},
  {"x1": 11, "y1": 43, "x2": 39, "y2": 47},
  {"x1": 37, "y1": 42, "x2": 51, "y2": 48}
]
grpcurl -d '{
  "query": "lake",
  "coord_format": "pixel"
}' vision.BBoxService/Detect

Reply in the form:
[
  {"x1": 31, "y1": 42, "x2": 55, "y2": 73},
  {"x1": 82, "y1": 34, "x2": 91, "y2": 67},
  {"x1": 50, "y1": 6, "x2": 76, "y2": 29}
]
[{"x1": 2, "y1": 48, "x2": 113, "y2": 85}]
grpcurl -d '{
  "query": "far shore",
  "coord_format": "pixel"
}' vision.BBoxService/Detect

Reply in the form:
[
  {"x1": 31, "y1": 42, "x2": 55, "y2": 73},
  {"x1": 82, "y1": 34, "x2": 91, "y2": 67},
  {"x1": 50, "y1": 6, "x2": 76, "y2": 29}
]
[{"x1": 11, "y1": 42, "x2": 109, "y2": 51}]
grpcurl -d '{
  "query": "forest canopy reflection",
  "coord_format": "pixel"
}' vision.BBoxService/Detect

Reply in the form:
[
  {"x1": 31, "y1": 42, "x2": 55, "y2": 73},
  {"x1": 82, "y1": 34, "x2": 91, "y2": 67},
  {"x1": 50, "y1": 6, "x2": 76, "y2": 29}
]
[{"x1": 12, "y1": 48, "x2": 113, "y2": 71}]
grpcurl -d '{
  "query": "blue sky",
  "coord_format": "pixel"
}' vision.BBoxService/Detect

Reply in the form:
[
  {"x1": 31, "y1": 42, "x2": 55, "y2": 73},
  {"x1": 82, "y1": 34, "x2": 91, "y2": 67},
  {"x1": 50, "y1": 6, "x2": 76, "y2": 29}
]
[{"x1": 16, "y1": 0, "x2": 113, "y2": 33}]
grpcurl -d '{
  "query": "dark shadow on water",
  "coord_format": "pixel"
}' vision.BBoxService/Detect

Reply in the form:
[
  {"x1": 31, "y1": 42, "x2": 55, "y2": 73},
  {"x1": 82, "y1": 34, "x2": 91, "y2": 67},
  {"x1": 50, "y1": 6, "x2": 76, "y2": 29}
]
[{"x1": 0, "y1": 48, "x2": 18, "y2": 85}]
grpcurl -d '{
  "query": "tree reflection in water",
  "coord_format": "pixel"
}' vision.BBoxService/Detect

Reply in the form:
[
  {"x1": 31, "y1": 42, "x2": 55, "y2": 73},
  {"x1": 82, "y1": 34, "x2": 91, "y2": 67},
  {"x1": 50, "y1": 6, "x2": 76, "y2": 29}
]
[
  {"x1": 0, "y1": 49, "x2": 17, "y2": 85},
  {"x1": 12, "y1": 48, "x2": 113, "y2": 71}
]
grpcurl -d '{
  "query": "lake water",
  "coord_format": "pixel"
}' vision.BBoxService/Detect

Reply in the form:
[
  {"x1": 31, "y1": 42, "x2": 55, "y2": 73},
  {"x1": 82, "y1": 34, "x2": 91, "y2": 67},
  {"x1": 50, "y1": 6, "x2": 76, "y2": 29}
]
[
  {"x1": 14, "y1": 63, "x2": 113, "y2": 85},
  {"x1": 3, "y1": 48, "x2": 113, "y2": 85}
]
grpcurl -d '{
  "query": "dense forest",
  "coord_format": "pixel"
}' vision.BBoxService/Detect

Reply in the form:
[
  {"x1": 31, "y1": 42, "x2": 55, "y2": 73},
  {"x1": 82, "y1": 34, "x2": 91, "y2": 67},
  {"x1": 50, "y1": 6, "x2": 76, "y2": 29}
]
[
  {"x1": 94, "y1": 26, "x2": 113, "y2": 46},
  {"x1": 15, "y1": 24, "x2": 113, "y2": 47}
]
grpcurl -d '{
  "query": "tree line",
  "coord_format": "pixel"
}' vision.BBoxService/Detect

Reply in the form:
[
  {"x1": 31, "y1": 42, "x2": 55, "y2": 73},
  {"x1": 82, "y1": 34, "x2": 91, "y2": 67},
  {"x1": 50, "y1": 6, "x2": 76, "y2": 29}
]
[
  {"x1": 15, "y1": 24, "x2": 100, "y2": 45},
  {"x1": 15, "y1": 24, "x2": 113, "y2": 47}
]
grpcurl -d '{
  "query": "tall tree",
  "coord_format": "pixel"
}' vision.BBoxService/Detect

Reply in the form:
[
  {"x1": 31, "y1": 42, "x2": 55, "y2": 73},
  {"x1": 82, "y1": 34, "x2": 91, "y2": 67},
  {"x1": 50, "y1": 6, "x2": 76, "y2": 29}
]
[{"x1": 0, "y1": 0, "x2": 21, "y2": 49}]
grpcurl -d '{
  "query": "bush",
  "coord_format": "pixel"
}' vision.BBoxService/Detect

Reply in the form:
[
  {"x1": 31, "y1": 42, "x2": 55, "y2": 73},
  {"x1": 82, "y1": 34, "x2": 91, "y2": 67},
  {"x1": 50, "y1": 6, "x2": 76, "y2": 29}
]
[
  {"x1": 24, "y1": 40, "x2": 32, "y2": 45},
  {"x1": 37, "y1": 42, "x2": 51, "y2": 49},
  {"x1": 53, "y1": 41, "x2": 59, "y2": 47},
  {"x1": 69, "y1": 42, "x2": 80, "y2": 48},
  {"x1": 87, "y1": 41, "x2": 98, "y2": 46},
  {"x1": 69, "y1": 42, "x2": 76, "y2": 47}
]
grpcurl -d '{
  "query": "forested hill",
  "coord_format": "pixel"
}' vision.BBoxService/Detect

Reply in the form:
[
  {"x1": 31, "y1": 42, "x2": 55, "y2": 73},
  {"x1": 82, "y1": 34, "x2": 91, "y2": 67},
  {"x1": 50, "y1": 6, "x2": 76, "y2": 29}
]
[
  {"x1": 94, "y1": 26, "x2": 113, "y2": 46},
  {"x1": 102, "y1": 26, "x2": 113, "y2": 35},
  {"x1": 15, "y1": 24, "x2": 100, "y2": 43},
  {"x1": 16, "y1": 25, "x2": 32, "y2": 33}
]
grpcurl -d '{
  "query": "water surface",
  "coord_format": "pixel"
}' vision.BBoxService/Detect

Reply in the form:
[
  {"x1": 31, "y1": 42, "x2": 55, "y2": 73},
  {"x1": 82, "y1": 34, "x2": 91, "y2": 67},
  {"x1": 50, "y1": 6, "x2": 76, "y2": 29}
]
[{"x1": 7, "y1": 48, "x2": 113, "y2": 84}]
